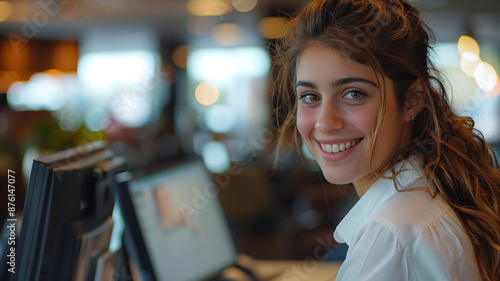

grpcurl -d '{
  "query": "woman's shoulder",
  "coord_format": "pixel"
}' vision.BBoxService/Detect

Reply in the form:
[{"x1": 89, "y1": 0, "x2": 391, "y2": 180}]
[
  {"x1": 356, "y1": 187, "x2": 481, "y2": 281},
  {"x1": 365, "y1": 187, "x2": 462, "y2": 245}
]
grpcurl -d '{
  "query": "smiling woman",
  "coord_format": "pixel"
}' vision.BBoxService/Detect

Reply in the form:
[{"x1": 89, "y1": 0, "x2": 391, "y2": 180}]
[
  {"x1": 272, "y1": 0, "x2": 500, "y2": 281},
  {"x1": 295, "y1": 45, "x2": 412, "y2": 196}
]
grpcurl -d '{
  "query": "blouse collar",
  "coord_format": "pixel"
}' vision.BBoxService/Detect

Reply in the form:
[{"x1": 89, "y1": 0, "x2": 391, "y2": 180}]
[{"x1": 333, "y1": 155, "x2": 427, "y2": 245}]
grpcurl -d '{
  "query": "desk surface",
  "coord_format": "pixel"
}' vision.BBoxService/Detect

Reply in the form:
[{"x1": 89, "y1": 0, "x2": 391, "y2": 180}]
[
  {"x1": 256, "y1": 260, "x2": 341, "y2": 281},
  {"x1": 222, "y1": 257, "x2": 342, "y2": 281}
]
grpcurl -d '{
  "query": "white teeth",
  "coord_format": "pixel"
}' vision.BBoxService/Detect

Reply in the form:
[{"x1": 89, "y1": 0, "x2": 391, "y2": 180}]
[
  {"x1": 321, "y1": 139, "x2": 360, "y2": 154},
  {"x1": 321, "y1": 143, "x2": 333, "y2": 153},
  {"x1": 332, "y1": 144, "x2": 339, "y2": 153},
  {"x1": 326, "y1": 144, "x2": 332, "y2": 153}
]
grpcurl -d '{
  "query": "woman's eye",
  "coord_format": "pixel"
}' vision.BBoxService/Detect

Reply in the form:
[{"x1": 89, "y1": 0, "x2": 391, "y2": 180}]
[
  {"x1": 343, "y1": 90, "x2": 366, "y2": 100},
  {"x1": 299, "y1": 93, "x2": 320, "y2": 104}
]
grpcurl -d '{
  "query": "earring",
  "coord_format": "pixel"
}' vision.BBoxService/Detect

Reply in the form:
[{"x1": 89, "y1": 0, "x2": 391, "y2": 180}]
[{"x1": 409, "y1": 116, "x2": 415, "y2": 121}]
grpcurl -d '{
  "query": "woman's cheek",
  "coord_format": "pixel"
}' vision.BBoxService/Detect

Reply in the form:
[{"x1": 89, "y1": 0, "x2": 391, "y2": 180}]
[
  {"x1": 296, "y1": 110, "x2": 312, "y2": 137},
  {"x1": 350, "y1": 107, "x2": 378, "y2": 134}
]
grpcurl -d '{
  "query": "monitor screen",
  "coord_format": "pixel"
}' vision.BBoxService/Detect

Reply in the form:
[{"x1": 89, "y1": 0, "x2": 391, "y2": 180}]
[{"x1": 116, "y1": 158, "x2": 237, "y2": 281}]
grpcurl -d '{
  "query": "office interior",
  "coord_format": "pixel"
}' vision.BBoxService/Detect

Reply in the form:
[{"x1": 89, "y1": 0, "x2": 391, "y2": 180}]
[{"x1": 0, "y1": 0, "x2": 499, "y2": 280}]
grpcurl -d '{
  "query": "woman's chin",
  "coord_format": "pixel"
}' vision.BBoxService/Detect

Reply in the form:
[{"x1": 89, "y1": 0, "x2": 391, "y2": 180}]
[{"x1": 322, "y1": 172, "x2": 353, "y2": 186}]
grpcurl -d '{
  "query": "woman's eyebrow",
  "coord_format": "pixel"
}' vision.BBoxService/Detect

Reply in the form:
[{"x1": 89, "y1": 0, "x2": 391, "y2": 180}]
[
  {"x1": 295, "y1": 77, "x2": 378, "y2": 89},
  {"x1": 332, "y1": 77, "x2": 378, "y2": 88},
  {"x1": 295, "y1": 80, "x2": 317, "y2": 89}
]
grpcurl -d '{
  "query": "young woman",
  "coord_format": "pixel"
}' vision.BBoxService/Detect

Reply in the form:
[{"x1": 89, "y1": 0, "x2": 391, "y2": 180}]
[{"x1": 272, "y1": 0, "x2": 500, "y2": 280}]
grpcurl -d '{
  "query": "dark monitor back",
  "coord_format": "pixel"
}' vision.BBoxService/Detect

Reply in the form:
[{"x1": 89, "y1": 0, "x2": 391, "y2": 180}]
[{"x1": 13, "y1": 141, "x2": 125, "y2": 281}]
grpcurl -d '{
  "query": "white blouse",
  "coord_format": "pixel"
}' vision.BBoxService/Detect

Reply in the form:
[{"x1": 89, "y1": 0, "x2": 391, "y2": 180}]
[{"x1": 333, "y1": 157, "x2": 481, "y2": 281}]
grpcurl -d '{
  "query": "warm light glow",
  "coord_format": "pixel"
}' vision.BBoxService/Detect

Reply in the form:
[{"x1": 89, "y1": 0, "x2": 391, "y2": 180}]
[
  {"x1": 187, "y1": 0, "x2": 232, "y2": 16},
  {"x1": 8, "y1": 2, "x2": 30, "y2": 21},
  {"x1": 483, "y1": 78, "x2": 500, "y2": 98},
  {"x1": 232, "y1": 0, "x2": 258, "y2": 12},
  {"x1": 52, "y1": 41, "x2": 79, "y2": 71},
  {"x1": 258, "y1": 17, "x2": 289, "y2": 39},
  {"x1": 195, "y1": 82, "x2": 219, "y2": 105},
  {"x1": 172, "y1": 45, "x2": 189, "y2": 68},
  {"x1": 474, "y1": 62, "x2": 499, "y2": 93},
  {"x1": 0, "y1": 1, "x2": 12, "y2": 22},
  {"x1": 460, "y1": 52, "x2": 482, "y2": 78},
  {"x1": 212, "y1": 23, "x2": 243, "y2": 46},
  {"x1": 1, "y1": 36, "x2": 30, "y2": 70},
  {"x1": 43, "y1": 69, "x2": 65, "y2": 76},
  {"x1": 0, "y1": 71, "x2": 21, "y2": 93},
  {"x1": 457, "y1": 35, "x2": 480, "y2": 57}
]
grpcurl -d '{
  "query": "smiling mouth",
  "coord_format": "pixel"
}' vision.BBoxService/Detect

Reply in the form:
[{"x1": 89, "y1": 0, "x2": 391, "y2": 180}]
[{"x1": 319, "y1": 138, "x2": 363, "y2": 154}]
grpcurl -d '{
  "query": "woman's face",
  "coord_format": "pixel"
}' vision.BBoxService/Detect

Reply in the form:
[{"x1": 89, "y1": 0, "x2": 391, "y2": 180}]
[{"x1": 295, "y1": 44, "x2": 408, "y2": 196}]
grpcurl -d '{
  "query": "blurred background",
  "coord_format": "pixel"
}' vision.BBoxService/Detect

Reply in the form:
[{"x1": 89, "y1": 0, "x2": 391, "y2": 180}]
[{"x1": 0, "y1": 0, "x2": 499, "y2": 260}]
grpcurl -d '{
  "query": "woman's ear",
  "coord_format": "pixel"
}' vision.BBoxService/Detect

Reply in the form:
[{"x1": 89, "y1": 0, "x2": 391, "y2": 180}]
[{"x1": 404, "y1": 79, "x2": 426, "y2": 121}]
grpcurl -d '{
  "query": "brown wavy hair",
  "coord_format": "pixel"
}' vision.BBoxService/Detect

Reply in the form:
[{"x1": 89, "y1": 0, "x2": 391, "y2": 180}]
[{"x1": 271, "y1": 0, "x2": 500, "y2": 280}]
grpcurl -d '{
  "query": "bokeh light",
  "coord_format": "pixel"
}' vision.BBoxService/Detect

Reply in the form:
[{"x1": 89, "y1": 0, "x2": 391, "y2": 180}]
[
  {"x1": 202, "y1": 141, "x2": 231, "y2": 173},
  {"x1": 110, "y1": 90, "x2": 154, "y2": 128},
  {"x1": 474, "y1": 62, "x2": 499, "y2": 93},
  {"x1": 232, "y1": 0, "x2": 258, "y2": 12},
  {"x1": 258, "y1": 17, "x2": 289, "y2": 39},
  {"x1": 212, "y1": 23, "x2": 244, "y2": 46},
  {"x1": 189, "y1": 47, "x2": 270, "y2": 82},
  {"x1": 205, "y1": 105, "x2": 237, "y2": 133},
  {"x1": 187, "y1": 0, "x2": 232, "y2": 16},
  {"x1": 0, "y1": 1, "x2": 12, "y2": 22},
  {"x1": 457, "y1": 35, "x2": 480, "y2": 57},
  {"x1": 483, "y1": 78, "x2": 500, "y2": 98},
  {"x1": 195, "y1": 82, "x2": 220, "y2": 106},
  {"x1": 460, "y1": 52, "x2": 482, "y2": 77},
  {"x1": 58, "y1": 108, "x2": 82, "y2": 132},
  {"x1": 84, "y1": 107, "x2": 108, "y2": 131},
  {"x1": 7, "y1": 73, "x2": 68, "y2": 111},
  {"x1": 172, "y1": 45, "x2": 189, "y2": 69}
]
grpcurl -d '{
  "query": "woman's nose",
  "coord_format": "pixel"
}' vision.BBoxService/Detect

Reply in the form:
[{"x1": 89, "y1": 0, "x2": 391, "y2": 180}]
[{"x1": 314, "y1": 105, "x2": 344, "y2": 134}]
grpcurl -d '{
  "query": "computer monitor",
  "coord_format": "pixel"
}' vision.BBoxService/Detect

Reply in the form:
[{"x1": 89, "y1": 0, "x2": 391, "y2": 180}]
[
  {"x1": 13, "y1": 141, "x2": 126, "y2": 281},
  {"x1": 115, "y1": 157, "x2": 238, "y2": 281}
]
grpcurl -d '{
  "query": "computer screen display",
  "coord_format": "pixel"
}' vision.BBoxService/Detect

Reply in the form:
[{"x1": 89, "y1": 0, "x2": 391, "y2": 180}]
[{"x1": 119, "y1": 158, "x2": 237, "y2": 281}]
